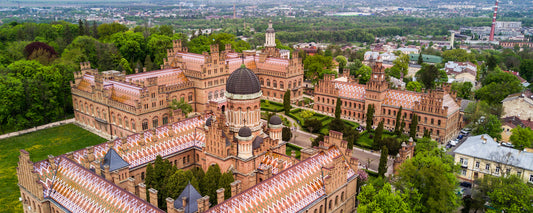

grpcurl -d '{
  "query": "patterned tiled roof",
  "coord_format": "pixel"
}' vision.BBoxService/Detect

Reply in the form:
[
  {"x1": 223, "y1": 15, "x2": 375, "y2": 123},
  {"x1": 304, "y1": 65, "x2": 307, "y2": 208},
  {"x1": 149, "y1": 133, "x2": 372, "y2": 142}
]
[
  {"x1": 34, "y1": 156, "x2": 163, "y2": 213},
  {"x1": 257, "y1": 151, "x2": 294, "y2": 175},
  {"x1": 334, "y1": 82, "x2": 366, "y2": 100},
  {"x1": 383, "y1": 90, "x2": 422, "y2": 109},
  {"x1": 125, "y1": 68, "x2": 189, "y2": 86},
  {"x1": 207, "y1": 146, "x2": 356, "y2": 213}
]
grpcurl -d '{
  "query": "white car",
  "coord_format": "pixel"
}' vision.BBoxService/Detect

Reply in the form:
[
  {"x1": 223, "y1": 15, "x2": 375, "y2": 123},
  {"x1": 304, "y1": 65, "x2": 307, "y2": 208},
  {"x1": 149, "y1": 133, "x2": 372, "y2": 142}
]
[{"x1": 449, "y1": 139, "x2": 458, "y2": 146}]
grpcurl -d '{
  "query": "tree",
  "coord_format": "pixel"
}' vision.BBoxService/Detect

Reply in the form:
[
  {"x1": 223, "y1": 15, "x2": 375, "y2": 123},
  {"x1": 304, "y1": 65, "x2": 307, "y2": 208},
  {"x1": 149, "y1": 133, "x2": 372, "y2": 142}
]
[
  {"x1": 356, "y1": 65, "x2": 372, "y2": 84},
  {"x1": 451, "y1": 82, "x2": 473, "y2": 99},
  {"x1": 373, "y1": 121, "x2": 384, "y2": 150},
  {"x1": 144, "y1": 55, "x2": 154, "y2": 72},
  {"x1": 473, "y1": 175, "x2": 533, "y2": 212},
  {"x1": 334, "y1": 97, "x2": 342, "y2": 119},
  {"x1": 394, "y1": 106, "x2": 403, "y2": 136},
  {"x1": 202, "y1": 164, "x2": 222, "y2": 205},
  {"x1": 382, "y1": 137, "x2": 401, "y2": 156},
  {"x1": 312, "y1": 134, "x2": 324, "y2": 147},
  {"x1": 217, "y1": 172, "x2": 234, "y2": 201},
  {"x1": 366, "y1": 104, "x2": 375, "y2": 131},
  {"x1": 348, "y1": 59, "x2": 363, "y2": 75},
  {"x1": 389, "y1": 54, "x2": 409, "y2": 78},
  {"x1": 472, "y1": 114, "x2": 502, "y2": 140},
  {"x1": 282, "y1": 126, "x2": 292, "y2": 141},
  {"x1": 442, "y1": 49, "x2": 475, "y2": 62},
  {"x1": 283, "y1": 89, "x2": 291, "y2": 115},
  {"x1": 300, "y1": 110, "x2": 315, "y2": 119},
  {"x1": 519, "y1": 59, "x2": 533, "y2": 82},
  {"x1": 378, "y1": 145, "x2": 388, "y2": 177},
  {"x1": 509, "y1": 125, "x2": 533, "y2": 150},
  {"x1": 78, "y1": 19, "x2": 84, "y2": 36},
  {"x1": 409, "y1": 113, "x2": 418, "y2": 140},
  {"x1": 394, "y1": 148, "x2": 459, "y2": 212},
  {"x1": 170, "y1": 99, "x2": 193, "y2": 117},
  {"x1": 329, "y1": 118, "x2": 345, "y2": 133},
  {"x1": 405, "y1": 81, "x2": 422, "y2": 92},
  {"x1": 414, "y1": 137, "x2": 438, "y2": 155},
  {"x1": 24, "y1": 41, "x2": 57, "y2": 60},
  {"x1": 417, "y1": 52, "x2": 423, "y2": 65},
  {"x1": 416, "y1": 64, "x2": 440, "y2": 89},
  {"x1": 476, "y1": 69, "x2": 524, "y2": 104},
  {"x1": 304, "y1": 118, "x2": 323, "y2": 133},
  {"x1": 119, "y1": 58, "x2": 133, "y2": 74},
  {"x1": 335, "y1": 55, "x2": 347, "y2": 74},
  {"x1": 357, "y1": 183, "x2": 411, "y2": 213}
]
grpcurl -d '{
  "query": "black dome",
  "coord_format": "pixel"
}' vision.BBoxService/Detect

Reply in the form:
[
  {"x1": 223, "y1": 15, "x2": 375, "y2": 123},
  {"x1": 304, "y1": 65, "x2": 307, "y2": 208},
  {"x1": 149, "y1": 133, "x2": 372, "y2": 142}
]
[
  {"x1": 226, "y1": 66, "x2": 261, "y2": 95},
  {"x1": 206, "y1": 117, "x2": 213, "y2": 126},
  {"x1": 238, "y1": 126, "x2": 252, "y2": 138},
  {"x1": 269, "y1": 115, "x2": 282, "y2": 125}
]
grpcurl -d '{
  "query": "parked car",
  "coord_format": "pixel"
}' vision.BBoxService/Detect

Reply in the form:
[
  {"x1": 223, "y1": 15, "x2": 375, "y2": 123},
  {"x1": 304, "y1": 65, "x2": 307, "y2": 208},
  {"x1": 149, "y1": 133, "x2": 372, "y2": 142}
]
[
  {"x1": 502, "y1": 142, "x2": 514, "y2": 148},
  {"x1": 450, "y1": 139, "x2": 458, "y2": 146},
  {"x1": 457, "y1": 134, "x2": 464, "y2": 140},
  {"x1": 460, "y1": 181, "x2": 472, "y2": 188}
]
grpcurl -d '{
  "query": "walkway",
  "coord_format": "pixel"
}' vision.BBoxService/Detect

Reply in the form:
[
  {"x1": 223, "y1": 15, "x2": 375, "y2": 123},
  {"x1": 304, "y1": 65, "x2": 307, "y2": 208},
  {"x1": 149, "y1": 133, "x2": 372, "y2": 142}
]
[{"x1": 0, "y1": 118, "x2": 76, "y2": 140}]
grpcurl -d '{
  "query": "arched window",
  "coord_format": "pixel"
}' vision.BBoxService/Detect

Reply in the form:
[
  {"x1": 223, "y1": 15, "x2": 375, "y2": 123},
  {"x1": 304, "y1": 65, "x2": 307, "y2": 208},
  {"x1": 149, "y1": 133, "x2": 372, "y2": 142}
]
[
  {"x1": 124, "y1": 117, "x2": 129, "y2": 129},
  {"x1": 267, "y1": 79, "x2": 271, "y2": 87},
  {"x1": 288, "y1": 82, "x2": 292, "y2": 89},
  {"x1": 319, "y1": 205, "x2": 323, "y2": 213},
  {"x1": 208, "y1": 92, "x2": 213, "y2": 100},
  {"x1": 214, "y1": 90, "x2": 218, "y2": 99},
  {"x1": 280, "y1": 81, "x2": 284, "y2": 89},
  {"x1": 163, "y1": 115, "x2": 168, "y2": 125},
  {"x1": 335, "y1": 195, "x2": 338, "y2": 205},
  {"x1": 142, "y1": 120, "x2": 148, "y2": 130},
  {"x1": 183, "y1": 157, "x2": 186, "y2": 164},
  {"x1": 188, "y1": 93, "x2": 193, "y2": 102},
  {"x1": 152, "y1": 117, "x2": 159, "y2": 128},
  {"x1": 329, "y1": 200, "x2": 333, "y2": 209},
  {"x1": 97, "y1": 109, "x2": 100, "y2": 118},
  {"x1": 341, "y1": 191, "x2": 345, "y2": 201},
  {"x1": 131, "y1": 119, "x2": 136, "y2": 130},
  {"x1": 261, "y1": 78, "x2": 264, "y2": 85},
  {"x1": 273, "y1": 80, "x2": 277, "y2": 88},
  {"x1": 118, "y1": 116, "x2": 122, "y2": 127}
]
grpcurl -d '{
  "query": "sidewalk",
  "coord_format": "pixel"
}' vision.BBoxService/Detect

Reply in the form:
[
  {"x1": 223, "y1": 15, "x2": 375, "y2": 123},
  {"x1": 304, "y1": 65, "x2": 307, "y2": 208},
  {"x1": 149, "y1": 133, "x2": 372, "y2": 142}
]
[{"x1": 0, "y1": 118, "x2": 76, "y2": 140}]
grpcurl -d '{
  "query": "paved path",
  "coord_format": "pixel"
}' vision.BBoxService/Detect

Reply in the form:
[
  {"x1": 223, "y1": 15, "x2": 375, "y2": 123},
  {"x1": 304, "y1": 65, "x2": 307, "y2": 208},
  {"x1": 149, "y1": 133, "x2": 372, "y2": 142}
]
[{"x1": 0, "y1": 118, "x2": 76, "y2": 140}]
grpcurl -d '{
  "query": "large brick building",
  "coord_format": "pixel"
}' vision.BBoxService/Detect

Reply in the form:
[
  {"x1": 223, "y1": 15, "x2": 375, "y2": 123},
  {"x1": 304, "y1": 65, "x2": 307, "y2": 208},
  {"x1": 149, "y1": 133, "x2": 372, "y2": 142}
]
[
  {"x1": 18, "y1": 63, "x2": 359, "y2": 213},
  {"x1": 71, "y1": 22, "x2": 303, "y2": 139},
  {"x1": 314, "y1": 58, "x2": 462, "y2": 143}
]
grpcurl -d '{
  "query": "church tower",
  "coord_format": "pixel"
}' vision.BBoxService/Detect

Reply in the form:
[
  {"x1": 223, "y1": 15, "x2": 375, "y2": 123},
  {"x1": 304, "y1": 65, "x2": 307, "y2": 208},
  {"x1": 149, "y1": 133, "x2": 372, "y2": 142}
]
[
  {"x1": 263, "y1": 20, "x2": 280, "y2": 57},
  {"x1": 364, "y1": 56, "x2": 389, "y2": 123},
  {"x1": 264, "y1": 20, "x2": 276, "y2": 48},
  {"x1": 225, "y1": 64, "x2": 263, "y2": 156}
]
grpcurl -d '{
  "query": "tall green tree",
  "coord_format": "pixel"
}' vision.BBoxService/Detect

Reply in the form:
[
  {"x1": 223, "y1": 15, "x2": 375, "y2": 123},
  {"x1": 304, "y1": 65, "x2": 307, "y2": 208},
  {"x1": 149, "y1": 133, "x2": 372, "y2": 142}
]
[
  {"x1": 170, "y1": 99, "x2": 193, "y2": 117},
  {"x1": 356, "y1": 64, "x2": 372, "y2": 84},
  {"x1": 282, "y1": 126, "x2": 292, "y2": 141},
  {"x1": 394, "y1": 106, "x2": 403, "y2": 136},
  {"x1": 389, "y1": 54, "x2": 409, "y2": 78},
  {"x1": 202, "y1": 164, "x2": 222, "y2": 205},
  {"x1": 335, "y1": 55, "x2": 347, "y2": 74},
  {"x1": 416, "y1": 64, "x2": 440, "y2": 89},
  {"x1": 409, "y1": 113, "x2": 418, "y2": 140},
  {"x1": 509, "y1": 125, "x2": 533, "y2": 150},
  {"x1": 394, "y1": 148, "x2": 459, "y2": 212},
  {"x1": 417, "y1": 52, "x2": 423, "y2": 65},
  {"x1": 378, "y1": 145, "x2": 388, "y2": 177},
  {"x1": 283, "y1": 89, "x2": 291, "y2": 115},
  {"x1": 217, "y1": 172, "x2": 234, "y2": 201},
  {"x1": 366, "y1": 104, "x2": 375, "y2": 131},
  {"x1": 373, "y1": 121, "x2": 384, "y2": 150},
  {"x1": 334, "y1": 97, "x2": 342, "y2": 119},
  {"x1": 78, "y1": 19, "x2": 84, "y2": 36}
]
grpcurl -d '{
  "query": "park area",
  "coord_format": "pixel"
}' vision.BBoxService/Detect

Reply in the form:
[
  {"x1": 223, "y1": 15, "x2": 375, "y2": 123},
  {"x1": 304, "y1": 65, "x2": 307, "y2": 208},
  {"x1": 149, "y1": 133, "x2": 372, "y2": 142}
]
[
  {"x1": 287, "y1": 108, "x2": 360, "y2": 135},
  {"x1": 0, "y1": 124, "x2": 107, "y2": 213}
]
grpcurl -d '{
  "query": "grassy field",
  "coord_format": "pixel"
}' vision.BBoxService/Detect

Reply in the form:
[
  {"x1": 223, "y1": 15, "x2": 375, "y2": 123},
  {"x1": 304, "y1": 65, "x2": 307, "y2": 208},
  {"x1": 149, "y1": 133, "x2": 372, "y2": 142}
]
[
  {"x1": 260, "y1": 100, "x2": 284, "y2": 112},
  {"x1": 286, "y1": 143, "x2": 302, "y2": 160},
  {"x1": 0, "y1": 124, "x2": 107, "y2": 213}
]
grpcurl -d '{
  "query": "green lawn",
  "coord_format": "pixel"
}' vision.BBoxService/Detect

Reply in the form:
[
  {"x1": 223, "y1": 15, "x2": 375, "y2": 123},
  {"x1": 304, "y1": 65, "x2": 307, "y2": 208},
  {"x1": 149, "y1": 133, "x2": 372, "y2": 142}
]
[
  {"x1": 288, "y1": 109, "x2": 360, "y2": 135},
  {"x1": 286, "y1": 143, "x2": 302, "y2": 160},
  {"x1": 0, "y1": 124, "x2": 107, "y2": 213},
  {"x1": 260, "y1": 100, "x2": 284, "y2": 112}
]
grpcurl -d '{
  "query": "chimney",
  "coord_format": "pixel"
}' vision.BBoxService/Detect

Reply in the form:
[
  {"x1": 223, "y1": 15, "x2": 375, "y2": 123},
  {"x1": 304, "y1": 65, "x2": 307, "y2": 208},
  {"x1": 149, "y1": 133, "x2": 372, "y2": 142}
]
[
  {"x1": 166, "y1": 198, "x2": 176, "y2": 213},
  {"x1": 143, "y1": 67, "x2": 147, "y2": 72},
  {"x1": 230, "y1": 181, "x2": 237, "y2": 197},
  {"x1": 277, "y1": 159, "x2": 284, "y2": 172},
  {"x1": 216, "y1": 188, "x2": 225, "y2": 204},
  {"x1": 481, "y1": 135, "x2": 487, "y2": 144},
  {"x1": 182, "y1": 196, "x2": 187, "y2": 209},
  {"x1": 126, "y1": 177, "x2": 135, "y2": 194},
  {"x1": 103, "y1": 165, "x2": 111, "y2": 181},
  {"x1": 149, "y1": 188, "x2": 158, "y2": 207},
  {"x1": 138, "y1": 183, "x2": 147, "y2": 200},
  {"x1": 135, "y1": 68, "x2": 139, "y2": 74}
]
